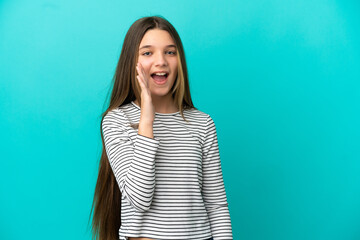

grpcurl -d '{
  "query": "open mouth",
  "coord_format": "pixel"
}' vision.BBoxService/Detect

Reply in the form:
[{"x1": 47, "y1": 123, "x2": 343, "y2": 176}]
[{"x1": 151, "y1": 73, "x2": 168, "y2": 84}]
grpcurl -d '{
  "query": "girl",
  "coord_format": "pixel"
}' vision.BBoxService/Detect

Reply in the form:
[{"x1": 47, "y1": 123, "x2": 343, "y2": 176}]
[{"x1": 90, "y1": 16, "x2": 233, "y2": 240}]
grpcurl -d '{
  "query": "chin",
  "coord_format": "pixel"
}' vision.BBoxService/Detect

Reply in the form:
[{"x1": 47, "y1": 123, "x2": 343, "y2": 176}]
[
  {"x1": 150, "y1": 85, "x2": 174, "y2": 96},
  {"x1": 151, "y1": 92, "x2": 171, "y2": 98},
  {"x1": 149, "y1": 88, "x2": 169, "y2": 96}
]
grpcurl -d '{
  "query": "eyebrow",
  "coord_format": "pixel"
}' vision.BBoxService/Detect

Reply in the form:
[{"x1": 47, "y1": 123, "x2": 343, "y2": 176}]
[{"x1": 139, "y1": 44, "x2": 177, "y2": 50}]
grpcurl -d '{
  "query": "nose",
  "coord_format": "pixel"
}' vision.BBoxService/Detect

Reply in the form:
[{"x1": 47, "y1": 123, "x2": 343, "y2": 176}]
[{"x1": 154, "y1": 52, "x2": 167, "y2": 66}]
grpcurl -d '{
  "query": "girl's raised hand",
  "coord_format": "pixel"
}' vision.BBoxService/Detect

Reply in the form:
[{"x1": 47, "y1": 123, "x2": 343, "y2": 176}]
[{"x1": 136, "y1": 62, "x2": 155, "y2": 123}]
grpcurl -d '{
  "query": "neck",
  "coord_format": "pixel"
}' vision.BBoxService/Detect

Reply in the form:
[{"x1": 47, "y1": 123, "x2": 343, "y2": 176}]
[{"x1": 135, "y1": 94, "x2": 179, "y2": 113}]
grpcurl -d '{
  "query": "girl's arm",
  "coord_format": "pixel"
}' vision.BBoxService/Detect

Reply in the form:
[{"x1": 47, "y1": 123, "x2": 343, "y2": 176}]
[
  {"x1": 202, "y1": 115, "x2": 233, "y2": 239},
  {"x1": 102, "y1": 108, "x2": 159, "y2": 212}
]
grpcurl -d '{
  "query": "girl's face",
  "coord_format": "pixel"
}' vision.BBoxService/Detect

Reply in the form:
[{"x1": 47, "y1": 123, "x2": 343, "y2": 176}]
[{"x1": 137, "y1": 29, "x2": 178, "y2": 98}]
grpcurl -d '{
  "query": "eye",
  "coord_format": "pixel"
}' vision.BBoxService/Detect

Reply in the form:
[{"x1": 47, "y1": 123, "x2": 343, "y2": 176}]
[
  {"x1": 166, "y1": 51, "x2": 176, "y2": 55},
  {"x1": 142, "y1": 52, "x2": 151, "y2": 56}
]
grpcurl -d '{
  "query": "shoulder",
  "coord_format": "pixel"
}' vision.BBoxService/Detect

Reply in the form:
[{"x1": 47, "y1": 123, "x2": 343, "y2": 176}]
[
  {"x1": 184, "y1": 108, "x2": 219, "y2": 148},
  {"x1": 103, "y1": 101, "x2": 136, "y2": 120},
  {"x1": 184, "y1": 107, "x2": 209, "y2": 119},
  {"x1": 103, "y1": 107, "x2": 126, "y2": 120},
  {"x1": 185, "y1": 107, "x2": 215, "y2": 125},
  {"x1": 183, "y1": 108, "x2": 217, "y2": 140},
  {"x1": 102, "y1": 107, "x2": 130, "y2": 130}
]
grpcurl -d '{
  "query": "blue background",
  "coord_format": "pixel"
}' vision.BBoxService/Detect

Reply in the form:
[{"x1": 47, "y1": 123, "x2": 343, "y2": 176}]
[{"x1": 1, "y1": 0, "x2": 359, "y2": 239}]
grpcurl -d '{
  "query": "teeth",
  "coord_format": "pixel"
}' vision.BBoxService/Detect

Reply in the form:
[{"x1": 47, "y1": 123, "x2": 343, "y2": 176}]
[{"x1": 154, "y1": 72, "x2": 167, "y2": 76}]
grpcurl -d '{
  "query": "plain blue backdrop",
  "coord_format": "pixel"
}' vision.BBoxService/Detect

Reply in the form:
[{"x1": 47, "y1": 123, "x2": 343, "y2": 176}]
[{"x1": 1, "y1": 0, "x2": 359, "y2": 239}]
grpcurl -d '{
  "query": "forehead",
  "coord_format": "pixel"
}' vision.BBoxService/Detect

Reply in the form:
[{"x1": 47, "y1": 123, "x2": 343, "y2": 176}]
[{"x1": 139, "y1": 29, "x2": 176, "y2": 48}]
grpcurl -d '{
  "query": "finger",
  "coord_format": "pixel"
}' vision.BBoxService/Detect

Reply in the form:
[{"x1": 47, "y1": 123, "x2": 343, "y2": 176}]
[
  {"x1": 136, "y1": 65, "x2": 141, "y2": 75},
  {"x1": 137, "y1": 62, "x2": 142, "y2": 74},
  {"x1": 136, "y1": 66, "x2": 147, "y2": 86},
  {"x1": 138, "y1": 63, "x2": 147, "y2": 81},
  {"x1": 136, "y1": 64, "x2": 146, "y2": 83},
  {"x1": 137, "y1": 75, "x2": 145, "y2": 89},
  {"x1": 139, "y1": 70, "x2": 148, "y2": 88},
  {"x1": 142, "y1": 70, "x2": 149, "y2": 87},
  {"x1": 136, "y1": 70, "x2": 144, "y2": 83},
  {"x1": 136, "y1": 63, "x2": 144, "y2": 77},
  {"x1": 140, "y1": 63, "x2": 146, "y2": 76},
  {"x1": 137, "y1": 71, "x2": 146, "y2": 87},
  {"x1": 137, "y1": 63, "x2": 150, "y2": 89}
]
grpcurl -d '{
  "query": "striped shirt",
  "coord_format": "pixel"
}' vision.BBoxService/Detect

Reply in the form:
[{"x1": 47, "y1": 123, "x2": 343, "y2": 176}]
[{"x1": 102, "y1": 101, "x2": 233, "y2": 240}]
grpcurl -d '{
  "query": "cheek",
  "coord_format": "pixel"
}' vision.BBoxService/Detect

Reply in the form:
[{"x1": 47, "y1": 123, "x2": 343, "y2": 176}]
[
  {"x1": 172, "y1": 64, "x2": 178, "y2": 78},
  {"x1": 170, "y1": 60, "x2": 178, "y2": 74},
  {"x1": 138, "y1": 59, "x2": 152, "y2": 74}
]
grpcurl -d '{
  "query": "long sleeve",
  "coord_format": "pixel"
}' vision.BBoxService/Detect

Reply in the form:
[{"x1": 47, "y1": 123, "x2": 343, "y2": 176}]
[
  {"x1": 202, "y1": 115, "x2": 233, "y2": 239},
  {"x1": 102, "y1": 108, "x2": 160, "y2": 212}
]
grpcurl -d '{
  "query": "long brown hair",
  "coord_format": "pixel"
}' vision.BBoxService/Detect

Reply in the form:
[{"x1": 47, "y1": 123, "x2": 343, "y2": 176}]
[{"x1": 89, "y1": 15, "x2": 196, "y2": 240}]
